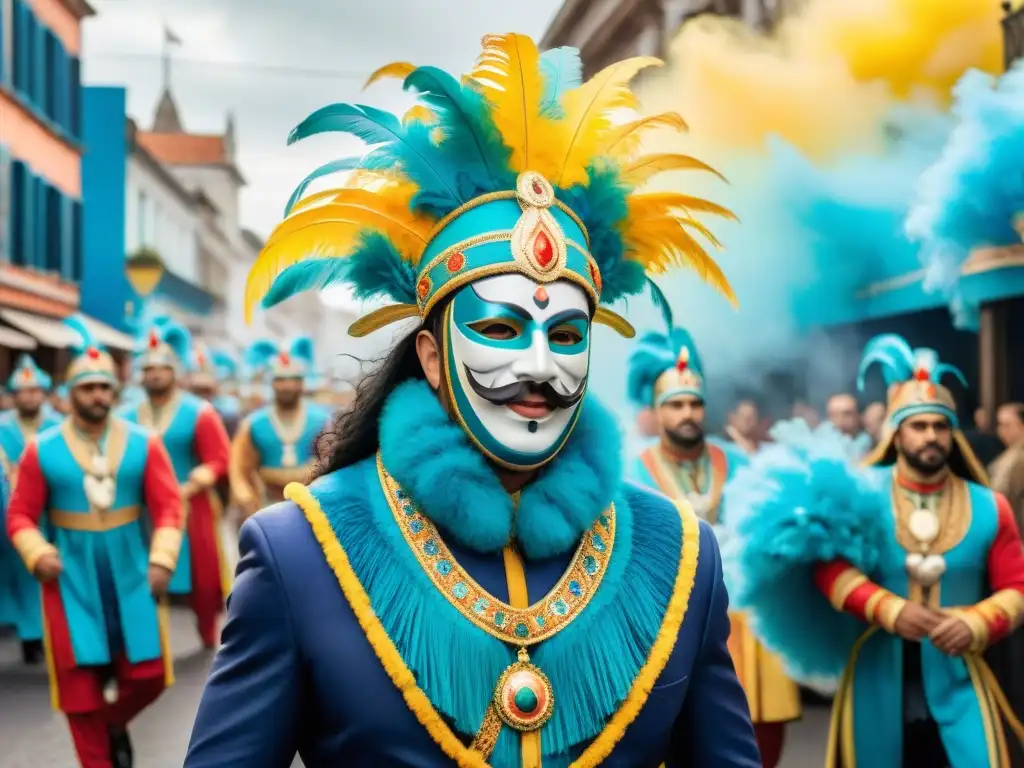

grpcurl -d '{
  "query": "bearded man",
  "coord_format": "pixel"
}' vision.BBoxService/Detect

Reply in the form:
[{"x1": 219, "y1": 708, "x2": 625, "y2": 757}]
[
  {"x1": 6, "y1": 318, "x2": 182, "y2": 768},
  {"x1": 627, "y1": 324, "x2": 801, "y2": 768},
  {"x1": 184, "y1": 34, "x2": 760, "y2": 767},
  {"x1": 726, "y1": 334, "x2": 1024, "y2": 767},
  {"x1": 0, "y1": 354, "x2": 61, "y2": 663}
]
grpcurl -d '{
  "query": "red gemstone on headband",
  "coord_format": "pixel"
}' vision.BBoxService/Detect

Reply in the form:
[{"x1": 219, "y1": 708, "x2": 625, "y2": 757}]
[
  {"x1": 589, "y1": 261, "x2": 602, "y2": 293},
  {"x1": 533, "y1": 231, "x2": 554, "y2": 268},
  {"x1": 446, "y1": 251, "x2": 466, "y2": 273},
  {"x1": 87, "y1": 347, "x2": 100, "y2": 360},
  {"x1": 280, "y1": 352, "x2": 290, "y2": 366},
  {"x1": 676, "y1": 347, "x2": 690, "y2": 372},
  {"x1": 148, "y1": 332, "x2": 159, "y2": 349},
  {"x1": 914, "y1": 368, "x2": 929, "y2": 381},
  {"x1": 531, "y1": 179, "x2": 544, "y2": 196}
]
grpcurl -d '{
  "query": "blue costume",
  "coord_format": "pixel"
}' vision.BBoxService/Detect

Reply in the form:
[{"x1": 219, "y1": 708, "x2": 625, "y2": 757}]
[
  {"x1": 626, "y1": 323, "x2": 800, "y2": 765},
  {"x1": 5, "y1": 318, "x2": 184, "y2": 766},
  {"x1": 0, "y1": 354, "x2": 60, "y2": 649},
  {"x1": 187, "y1": 33, "x2": 759, "y2": 766},
  {"x1": 724, "y1": 335, "x2": 1024, "y2": 767},
  {"x1": 121, "y1": 317, "x2": 233, "y2": 648},
  {"x1": 229, "y1": 338, "x2": 331, "y2": 512}
]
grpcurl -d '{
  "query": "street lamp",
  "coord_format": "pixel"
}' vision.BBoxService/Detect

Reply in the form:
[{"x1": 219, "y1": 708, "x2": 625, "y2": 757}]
[{"x1": 124, "y1": 247, "x2": 166, "y2": 332}]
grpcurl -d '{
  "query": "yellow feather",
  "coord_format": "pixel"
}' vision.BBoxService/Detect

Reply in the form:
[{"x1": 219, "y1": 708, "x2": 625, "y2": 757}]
[
  {"x1": 629, "y1": 192, "x2": 737, "y2": 221},
  {"x1": 363, "y1": 61, "x2": 416, "y2": 90},
  {"x1": 620, "y1": 153, "x2": 726, "y2": 188},
  {"x1": 245, "y1": 222, "x2": 363, "y2": 324},
  {"x1": 553, "y1": 57, "x2": 663, "y2": 188},
  {"x1": 403, "y1": 105, "x2": 438, "y2": 125},
  {"x1": 603, "y1": 112, "x2": 688, "y2": 160},
  {"x1": 468, "y1": 33, "x2": 555, "y2": 175}
]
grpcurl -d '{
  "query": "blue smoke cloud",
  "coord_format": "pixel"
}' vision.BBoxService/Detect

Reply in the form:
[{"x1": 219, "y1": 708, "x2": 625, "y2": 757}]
[{"x1": 907, "y1": 62, "x2": 1024, "y2": 327}]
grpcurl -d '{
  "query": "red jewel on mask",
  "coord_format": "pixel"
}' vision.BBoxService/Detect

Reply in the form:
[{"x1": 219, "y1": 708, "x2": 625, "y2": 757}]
[{"x1": 533, "y1": 230, "x2": 554, "y2": 268}]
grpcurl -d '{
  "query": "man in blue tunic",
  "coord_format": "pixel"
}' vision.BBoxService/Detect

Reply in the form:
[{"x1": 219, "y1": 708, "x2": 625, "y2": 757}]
[
  {"x1": 0, "y1": 353, "x2": 61, "y2": 663},
  {"x1": 186, "y1": 33, "x2": 760, "y2": 767}
]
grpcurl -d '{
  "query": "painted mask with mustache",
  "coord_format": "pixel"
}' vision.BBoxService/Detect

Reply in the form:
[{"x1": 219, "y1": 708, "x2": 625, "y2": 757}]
[{"x1": 443, "y1": 273, "x2": 591, "y2": 470}]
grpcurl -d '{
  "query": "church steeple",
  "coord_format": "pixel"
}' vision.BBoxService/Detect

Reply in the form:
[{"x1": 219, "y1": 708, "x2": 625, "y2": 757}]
[{"x1": 153, "y1": 24, "x2": 184, "y2": 132}]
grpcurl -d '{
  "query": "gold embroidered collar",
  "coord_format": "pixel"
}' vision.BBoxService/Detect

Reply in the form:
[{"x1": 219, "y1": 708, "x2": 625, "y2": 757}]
[
  {"x1": 138, "y1": 391, "x2": 183, "y2": 435},
  {"x1": 378, "y1": 454, "x2": 615, "y2": 646}
]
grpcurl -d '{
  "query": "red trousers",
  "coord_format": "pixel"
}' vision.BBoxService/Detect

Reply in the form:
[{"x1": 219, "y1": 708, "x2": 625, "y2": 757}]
[
  {"x1": 184, "y1": 492, "x2": 227, "y2": 648},
  {"x1": 64, "y1": 656, "x2": 165, "y2": 768},
  {"x1": 754, "y1": 722, "x2": 786, "y2": 768}
]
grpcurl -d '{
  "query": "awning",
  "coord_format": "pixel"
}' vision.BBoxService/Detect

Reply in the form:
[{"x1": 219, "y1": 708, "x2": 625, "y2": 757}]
[
  {"x1": 78, "y1": 316, "x2": 135, "y2": 352},
  {"x1": 0, "y1": 310, "x2": 135, "y2": 351},
  {"x1": 0, "y1": 309, "x2": 78, "y2": 347},
  {"x1": 0, "y1": 325, "x2": 37, "y2": 350}
]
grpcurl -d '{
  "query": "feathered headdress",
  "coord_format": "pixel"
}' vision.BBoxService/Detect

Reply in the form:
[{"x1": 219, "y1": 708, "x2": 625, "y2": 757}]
[
  {"x1": 7, "y1": 353, "x2": 52, "y2": 392},
  {"x1": 626, "y1": 286, "x2": 705, "y2": 407},
  {"x1": 857, "y1": 333, "x2": 987, "y2": 483},
  {"x1": 244, "y1": 337, "x2": 315, "y2": 380},
  {"x1": 65, "y1": 316, "x2": 118, "y2": 388},
  {"x1": 244, "y1": 34, "x2": 736, "y2": 338},
  {"x1": 188, "y1": 341, "x2": 220, "y2": 388},
  {"x1": 137, "y1": 315, "x2": 192, "y2": 373},
  {"x1": 210, "y1": 349, "x2": 239, "y2": 383}
]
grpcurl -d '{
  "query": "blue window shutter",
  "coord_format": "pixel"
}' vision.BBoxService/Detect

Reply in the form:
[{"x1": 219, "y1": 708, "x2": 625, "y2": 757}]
[
  {"x1": 0, "y1": 0, "x2": 5, "y2": 87},
  {"x1": 11, "y1": 1, "x2": 20, "y2": 93},
  {"x1": 10, "y1": 161, "x2": 24, "y2": 264},
  {"x1": 14, "y1": 1, "x2": 28, "y2": 98},
  {"x1": 60, "y1": 194, "x2": 72, "y2": 278},
  {"x1": 34, "y1": 176, "x2": 45, "y2": 269},
  {"x1": 69, "y1": 55, "x2": 81, "y2": 140},
  {"x1": 19, "y1": 168, "x2": 33, "y2": 268},
  {"x1": 43, "y1": 30, "x2": 56, "y2": 122},
  {"x1": 45, "y1": 184, "x2": 59, "y2": 272},
  {"x1": 71, "y1": 199, "x2": 82, "y2": 281},
  {"x1": 35, "y1": 18, "x2": 46, "y2": 117},
  {"x1": 55, "y1": 42, "x2": 66, "y2": 130}
]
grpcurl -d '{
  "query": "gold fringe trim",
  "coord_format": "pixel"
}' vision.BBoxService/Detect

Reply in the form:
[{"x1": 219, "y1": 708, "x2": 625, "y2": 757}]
[
  {"x1": 287, "y1": 482, "x2": 701, "y2": 767},
  {"x1": 158, "y1": 599, "x2": 176, "y2": 687},
  {"x1": 42, "y1": 595, "x2": 60, "y2": 711}
]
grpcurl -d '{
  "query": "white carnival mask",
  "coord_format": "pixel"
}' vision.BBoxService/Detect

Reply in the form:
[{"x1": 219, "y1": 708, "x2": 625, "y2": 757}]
[{"x1": 443, "y1": 273, "x2": 591, "y2": 470}]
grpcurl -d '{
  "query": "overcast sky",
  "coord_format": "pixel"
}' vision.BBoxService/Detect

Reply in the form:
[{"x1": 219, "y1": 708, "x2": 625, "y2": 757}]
[{"x1": 81, "y1": 0, "x2": 563, "y2": 240}]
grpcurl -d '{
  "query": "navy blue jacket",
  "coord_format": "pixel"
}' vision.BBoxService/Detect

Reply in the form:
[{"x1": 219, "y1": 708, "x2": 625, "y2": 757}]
[{"x1": 185, "y1": 498, "x2": 760, "y2": 766}]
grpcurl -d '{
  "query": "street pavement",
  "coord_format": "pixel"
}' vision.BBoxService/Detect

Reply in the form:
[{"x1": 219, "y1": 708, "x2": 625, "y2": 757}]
[{"x1": 0, "y1": 610, "x2": 829, "y2": 767}]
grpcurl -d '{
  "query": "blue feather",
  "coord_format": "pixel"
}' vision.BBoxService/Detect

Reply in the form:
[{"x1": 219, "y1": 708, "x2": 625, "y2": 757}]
[
  {"x1": 210, "y1": 349, "x2": 238, "y2": 377},
  {"x1": 857, "y1": 333, "x2": 915, "y2": 390},
  {"x1": 64, "y1": 315, "x2": 102, "y2": 355},
  {"x1": 646, "y1": 278, "x2": 674, "y2": 335},
  {"x1": 244, "y1": 339, "x2": 280, "y2": 370},
  {"x1": 288, "y1": 336, "x2": 315, "y2": 367},
  {"x1": 403, "y1": 66, "x2": 510, "y2": 194},
  {"x1": 933, "y1": 362, "x2": 968, "y2": 388},
  {"x1": 346, "y1": 232, "x2": 418, "y2": 304},
  {"x1": 721, "y1": 419, "x2": 888, "y2": 681},
  {"x1": 161, "y1": 323, "x2": 193, "y2": 364},
  {"x1": 262, "y1": 259, "x2": 348, "y2": 309},
  {"x1": 539, "y1": 46, "x2": 582, "y2": 118},
  {"x1": 288, "y1": 103, "x2": 461, "y2": 209},
  {"x1": 284, "y1": 156, "x2": 362, "y2": 217}
]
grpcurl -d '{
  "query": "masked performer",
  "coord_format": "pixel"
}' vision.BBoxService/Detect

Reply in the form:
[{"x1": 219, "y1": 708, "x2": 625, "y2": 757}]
[
  {"x1": 6, "y1": 318, "x2": 182, "y2": 768},
  {"x1": 627, "y1": 323, "x2": 801, "y2": 767},
  {"x1": 122, "y1": 317, "x2": 232, "y2": 649},
  {"x1": 185, "y1": 34, "x2": 760, "y2": 768},
  {"x1": 229, "y1": 337, "x2": 331, "y2": 519},
  {"x1": 725, "y1": 334, "x2": 1024, "y2": 767},
  {"x1": 0, "y1": 354, "x2": 62, "y2": 663}
]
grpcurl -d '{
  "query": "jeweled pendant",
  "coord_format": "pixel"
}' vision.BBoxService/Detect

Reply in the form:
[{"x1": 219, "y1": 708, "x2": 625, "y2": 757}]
[
  {"x1": 282, "y1": 443, "x2": 298, "y2": 468},
  {"x1": 494, "y1": 648, "x2": 554, "y2": 732},
  {"x1": 908, "y1": 508, "x2": 939, "y2": 545}
]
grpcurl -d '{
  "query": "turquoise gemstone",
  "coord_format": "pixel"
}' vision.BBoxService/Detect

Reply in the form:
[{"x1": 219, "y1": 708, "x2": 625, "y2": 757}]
[
  {"x1": 424, "y1": 539, "x2": 440, "y2": 556},
  {"x1": 584, "y1": 555, "x2": 598, "y2": 575},
  {"x1": 473, "y1": 598, "x2": 489, "y2": 614},
  {"x1": 494, "y1": 611, "x2": 506, "y2": 627},
  {"x1": 409, "y1": 519, "x2": 424, "y2": 533},
  {"x1": 599, "y1": 515, "x2": 611, "y2": 530},
  {"x1": 452, "y1": 582, "x2": 469, "y2": 599},
  {"x1": 550, "y1": 599, "x2": 568, "y2": 616},
  {"x1": 435, "y1": 559, "x2": 452, "y2": 576},
  {"x1": 568, "y1": 580, "x2": 583, "y2": 597},
  {"x1": 514, "y1": 622, "x2": 529, "y2": 638},
  {"x1": 591, "y1": 533, "x2": 606, "y2": 552},
  {"x1": 514, "y1": 686, "x2": 538, "y2": 714}
]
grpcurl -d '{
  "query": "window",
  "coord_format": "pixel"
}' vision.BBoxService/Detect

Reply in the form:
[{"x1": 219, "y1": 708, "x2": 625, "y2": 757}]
[
  {"x1": 13, "y1": 0, "x2": 28, "y2": 97},
  {"x1": 45, "y1": 184, "x2": 61, "y2": 273},
  {"x1": 0, "y1": 0, "x2": 6, "y2": 86},
  {"x1": 71, "y1": 199, "x2": 83, "y2": 281},
  {"x1": 10, "y1": 160, "x2": 26, "y2": 265},
  {"x1": 34, "y1": 175, "x2": 46, "y2": 269},
  {"x1": 61, "y1": 195, "x2": 73, "y2": 279},
  {"x1": 69, "y1": 55, "x2": 81, "y2": 139},
  {"x1": 138, "y1": 190, "x2": 148, "y2": 245},
  {"x1": 43, "y1": 30, "x2": 56, "y2": 121},
  {"x1": 0, "y1": 146, "x2": 9, "y2": 262}
]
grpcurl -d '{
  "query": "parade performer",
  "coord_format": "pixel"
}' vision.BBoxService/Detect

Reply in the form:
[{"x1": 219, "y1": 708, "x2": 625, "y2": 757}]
[
  {"x1": 208, "y1": 349, "x2": 243, "y2": 438},
  {"x1": 6, "y1": 318, "x2": 182, "y2": 768},
  {"x1": 725, "y1": 334, "x2": 1024, "y2": 767},
  {"x1": 626, "y1": 322, "x2": 800, "y2": 767},
  {"x1": 229, "y1": 337, "x2": 331, "y2": 519},
  {"x1": 121, "y1": 316, "x2": 232, "y2": 649},
  {"x1": 185, "y1": 33, "x2": 760, "y2": 767},
  {"x1": 186, "y1": 341, "x2": 221, "y2": 402},
  {"x1": 0, "y1": 354, "x2": 61, "y2": 663}
]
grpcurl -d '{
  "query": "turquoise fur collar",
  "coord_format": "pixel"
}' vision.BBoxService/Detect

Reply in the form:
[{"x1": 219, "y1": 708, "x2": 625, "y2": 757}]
[
  {"x1": 378, "y1": 379, "x2": 623, "y2": 560},
  {"x1": 308, "y1": 463, "x2": 683, "y2": 766}
]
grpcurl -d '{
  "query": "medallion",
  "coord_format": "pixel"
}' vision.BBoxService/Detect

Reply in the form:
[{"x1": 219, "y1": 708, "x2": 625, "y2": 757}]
[
  {"x1": 494, "y1": 648, "x2": 555, "y2": 732},
  {"x1": 907, "y1": 508, "x2": 939, "y2": 545},
  {"x1": 83, "y1": 454, "x2": 115, "y2": 511},
  {"x1": 282, "y1": 443, "x2": 299, "y2": 468}
]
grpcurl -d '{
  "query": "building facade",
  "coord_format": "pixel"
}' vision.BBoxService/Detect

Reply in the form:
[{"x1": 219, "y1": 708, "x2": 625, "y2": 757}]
[
  {"x1": 0, "y1": 0, "x2": 133, "y2": 380},
  {"x1": 541, "y1": 0, "x2": 781, "y2": 74}
]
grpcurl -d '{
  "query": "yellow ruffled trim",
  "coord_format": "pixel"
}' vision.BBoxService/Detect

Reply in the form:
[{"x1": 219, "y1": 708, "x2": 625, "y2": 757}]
[{"x1": 286, "y1": 483, "x2": 700, "y2": 767}]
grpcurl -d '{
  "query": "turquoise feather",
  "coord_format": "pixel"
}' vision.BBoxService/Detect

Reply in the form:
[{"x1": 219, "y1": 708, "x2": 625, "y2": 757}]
[
  {"x1": 262, "y1": 260, "x2": 348, "y2": 309},
  {"x1": 310, "y1": 379, "x2": 683, "y2": 765},
  {"x1": 283, "y1": 157, "x2": 361, "y2": 217},
  {"x1": 721, "y1": 419, "x2": 887, "y2": 681},
  {"x1": 210, "y1": 349, "x2": 238, "y2": 378},
  {"x1": 64, "y1": 315, "x2": 103, "y2": 355},
  {"x1": 626, "y1": 325, "x2": 705, "y2": 408},
  {"x1": 539, "y1": 47, "x2": 582, "y2": 119},
  {"x1": 161, "y1": 323, "x2": 193, "y2": 364},
  {"x1": 646, "y1": 278, "x2": 674, "y2": 334},
  {"x1": 244, "y1": 339, "x2": 280, "y2": 370},
  {"x1": 288, "y1": 336, "x2": 315, "y2": 367},
  {"x1": 857, "y1": 333, "x2": 966, "y2": 390}
]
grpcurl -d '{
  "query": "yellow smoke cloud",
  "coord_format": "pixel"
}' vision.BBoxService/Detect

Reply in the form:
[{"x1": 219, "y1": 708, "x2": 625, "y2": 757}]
[{"x1": 642, "y1": 0, "x2": 1005, "y2": 160}]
